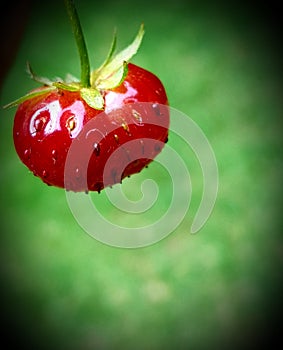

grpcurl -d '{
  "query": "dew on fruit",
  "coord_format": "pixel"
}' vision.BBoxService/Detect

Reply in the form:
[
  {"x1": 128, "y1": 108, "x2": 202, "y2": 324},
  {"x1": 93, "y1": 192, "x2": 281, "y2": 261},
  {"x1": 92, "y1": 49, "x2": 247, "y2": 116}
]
[
  {"x1": 132, "y1": 109, "x2": 143, "y2": 125},
  {"x1": 93, "y1": 142, "x2": 100, "y2": 156},
  {"x1": 23, "y1": 148, "x2": 31, "y2": 160},
  {"x1": 155, "y1": 87, "x2": 163, "y2": 96},
  {"x1": 51, "y1": 149, "x2": 58, "y2": 162},
  {"x1": 122, "y1": 122, "x2": 131, "y2": 135},
  {"x1": 152, "y1": 103, "x2": 161, "y2": 116},
  {"x1": 140, "y1": 139, "x2": 145, "y2": 155},
  {"x1": 114, "y1": 134, "x2": 119, "y2": 143},
  {"x1": 75, "y1": 167, "x2": 81, "y2": 179},
  {"x1": 42, "y1": 170, "x2": 48, "y2": 178}
]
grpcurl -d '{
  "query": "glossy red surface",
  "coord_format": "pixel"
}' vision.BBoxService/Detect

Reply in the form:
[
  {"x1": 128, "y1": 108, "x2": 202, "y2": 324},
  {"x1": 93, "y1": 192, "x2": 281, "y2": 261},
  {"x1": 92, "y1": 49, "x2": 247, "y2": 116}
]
[{"x1": 13, "y1": 63, "x2": 169, "y2": 192}]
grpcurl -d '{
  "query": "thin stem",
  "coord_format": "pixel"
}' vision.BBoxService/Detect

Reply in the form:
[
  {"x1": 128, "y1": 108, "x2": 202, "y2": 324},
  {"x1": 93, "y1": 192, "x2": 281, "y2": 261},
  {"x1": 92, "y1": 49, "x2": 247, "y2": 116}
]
[{"x1": 64, "y1": 0, "x2": 90, "y2": 87}]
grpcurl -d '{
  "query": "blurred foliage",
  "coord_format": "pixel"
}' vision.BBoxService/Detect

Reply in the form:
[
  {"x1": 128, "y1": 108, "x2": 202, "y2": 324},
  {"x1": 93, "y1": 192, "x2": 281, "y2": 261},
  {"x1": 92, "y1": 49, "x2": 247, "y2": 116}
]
[{"x1": 0, "y1": 0, "x2": 282, "y2": 349}]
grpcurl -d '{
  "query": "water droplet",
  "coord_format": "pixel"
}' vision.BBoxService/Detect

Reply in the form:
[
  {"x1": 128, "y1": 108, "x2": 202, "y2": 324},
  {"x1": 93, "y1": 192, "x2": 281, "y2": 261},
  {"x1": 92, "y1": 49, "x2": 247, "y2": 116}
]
[
  {"x1": 75, "y1": 167, "x2": 81, "y2": 179},
  {"x1": 93, "y1": 142, "x2": 100, "y2": 156},
  {"x1": 51, "y1": 149, "x2": 58, "y2": 163},
  {"x1": 122, "y1": 122, "x2": 131, "y2": 135},
  {"x1": 152, "y1": 103, "x2": 161, "y2": 116},
  {"x1": 140, "y1": 139, "x2": 145, "y2": 155},
  {"x1": 114, "y1": 134, "x2": 119, "y2": 143},
  {"x1": 51, "y1": 149, "x2": 58, "y2": 158},
  {"x1": 23, "y1": 148, "x2": 31, "y2": 160},
  {"x1": 132, "y1": 109, "x2": 143, "y2": 125},
  {"x1": 42, "y1": 170, "x2": 48, "y2": 178}
]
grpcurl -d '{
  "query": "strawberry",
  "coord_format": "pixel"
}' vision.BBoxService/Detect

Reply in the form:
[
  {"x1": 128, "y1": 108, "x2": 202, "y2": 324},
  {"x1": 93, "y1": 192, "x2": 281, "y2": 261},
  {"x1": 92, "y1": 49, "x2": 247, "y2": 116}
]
[
  {"x1": 13, "y1": 63, "x2": 169, "y2": 192},
  {"x1": 5, "y1": 2, "x2": 169, "y2": 193}
]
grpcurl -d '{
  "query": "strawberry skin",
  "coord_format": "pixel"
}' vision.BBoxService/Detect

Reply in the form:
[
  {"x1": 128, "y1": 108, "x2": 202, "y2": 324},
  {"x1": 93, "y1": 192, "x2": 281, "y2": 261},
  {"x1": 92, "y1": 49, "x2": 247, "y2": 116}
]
[{"x1": 13, "y1": 63, "x2": 169, "y2": 192}]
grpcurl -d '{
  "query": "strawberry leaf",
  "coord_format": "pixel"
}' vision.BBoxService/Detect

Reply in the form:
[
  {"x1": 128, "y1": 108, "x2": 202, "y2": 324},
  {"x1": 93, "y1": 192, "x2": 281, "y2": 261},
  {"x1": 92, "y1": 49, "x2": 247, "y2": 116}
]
[
  {"x1": 26, "y1": 62, "x2": 54, "y2": 86},
  {"x1": 92, "y1": 24, "x2": 144, "y2": 90},
  {"x1": 3, "y1": 87, "x2": 56, "y2": 109},
  {"x1": 94, "y1": 60, "x2": 128, "y2": 90},
  {"x1": 94, "y1": 29, "x2": 117, "y2": 76}
]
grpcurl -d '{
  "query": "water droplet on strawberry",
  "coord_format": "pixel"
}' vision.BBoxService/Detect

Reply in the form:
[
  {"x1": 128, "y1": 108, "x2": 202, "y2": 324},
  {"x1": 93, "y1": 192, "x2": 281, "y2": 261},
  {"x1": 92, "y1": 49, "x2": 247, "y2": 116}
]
[
  {"x1": 12, "y1": 60, "x2": 169, "y2": 193},
  {"x1": 122, "y1": 122, "x2": 131, "y2": 135},
  {"x1": 75, "y1": 167, "x2": 81, "y2": 179},
  {"x1": 93, "y1": 142, "x2": 100, "y2": 156},
  {"x1": 114, "y1": 134, "x2": 119, "y2": 143},
  {"x1": 152, "y1": 103, "x2": 161, "y2": 116},
  {"x1": 42, "y1": 170, "x2": 48, "y2": 178},
  {"x1": 51, "y1": 149, "x2": 58, "y2": 163},
  {"x1": 132, "y1": 109, "x2": 143, "y2": 125},
  {"x1": 23, "y1": 148, "x2": 31, "y2": 160},
  {"x1": 140, "y1": 139, "x2": 145, "y2": 155}
]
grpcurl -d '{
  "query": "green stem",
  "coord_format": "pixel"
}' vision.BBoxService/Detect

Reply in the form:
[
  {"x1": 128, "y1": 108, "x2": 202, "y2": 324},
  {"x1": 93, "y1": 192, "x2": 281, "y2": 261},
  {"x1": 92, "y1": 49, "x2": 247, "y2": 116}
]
[{"x1": 64, "y1": 0, "x2": 90, "y2": 87}]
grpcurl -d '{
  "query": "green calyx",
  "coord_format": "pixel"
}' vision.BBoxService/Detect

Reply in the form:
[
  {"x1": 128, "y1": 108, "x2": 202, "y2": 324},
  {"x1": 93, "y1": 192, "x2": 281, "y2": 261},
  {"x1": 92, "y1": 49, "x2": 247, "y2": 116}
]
[{"x1": 4, "y1": 24, "x2": 144, "y2": 109}]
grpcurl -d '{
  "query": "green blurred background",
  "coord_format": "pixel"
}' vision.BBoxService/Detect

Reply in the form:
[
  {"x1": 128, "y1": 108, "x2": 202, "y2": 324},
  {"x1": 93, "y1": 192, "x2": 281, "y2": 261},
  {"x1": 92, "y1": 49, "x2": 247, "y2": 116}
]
[{"x1": 0, "y1": 0, "x2": 282, "y2": 349}]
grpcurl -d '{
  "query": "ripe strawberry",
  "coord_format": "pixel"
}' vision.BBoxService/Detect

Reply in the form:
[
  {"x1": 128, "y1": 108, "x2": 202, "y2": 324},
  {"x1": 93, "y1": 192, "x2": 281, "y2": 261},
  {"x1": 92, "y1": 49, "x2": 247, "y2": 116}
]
[
  {"x1": 13, "y1": 63, "x2": 169, "y2": 192},
  {"x1": 6, "y1": 21, "x2": 169, "y2": 192}
]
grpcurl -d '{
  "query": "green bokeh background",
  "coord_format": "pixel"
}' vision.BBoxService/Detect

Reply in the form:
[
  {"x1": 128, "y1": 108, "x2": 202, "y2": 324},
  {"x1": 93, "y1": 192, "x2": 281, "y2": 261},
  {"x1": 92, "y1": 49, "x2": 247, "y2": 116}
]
[{"x1": 1, "y1": 0, "x2": 282, "y2": 349}]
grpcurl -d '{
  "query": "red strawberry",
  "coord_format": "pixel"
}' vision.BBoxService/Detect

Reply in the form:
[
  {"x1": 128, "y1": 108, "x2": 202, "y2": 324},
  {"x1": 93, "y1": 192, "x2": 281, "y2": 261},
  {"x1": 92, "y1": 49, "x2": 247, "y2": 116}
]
[
  {"x1": 13, "y1": 63, "x2": 169, "y2": 192},
  {"x1": 7, "y1": 22, "x2": 169, "y2": 192}
]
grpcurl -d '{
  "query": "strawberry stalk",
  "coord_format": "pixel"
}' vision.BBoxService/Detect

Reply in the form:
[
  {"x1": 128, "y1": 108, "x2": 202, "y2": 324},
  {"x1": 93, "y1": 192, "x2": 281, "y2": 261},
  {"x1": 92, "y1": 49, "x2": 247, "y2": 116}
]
[
  {"x1": 4, "y1": 15, "x2": 144, "y2": 109},
  {"x1": 64, "y1": 0, "x2": 91, "y2": 88}
]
